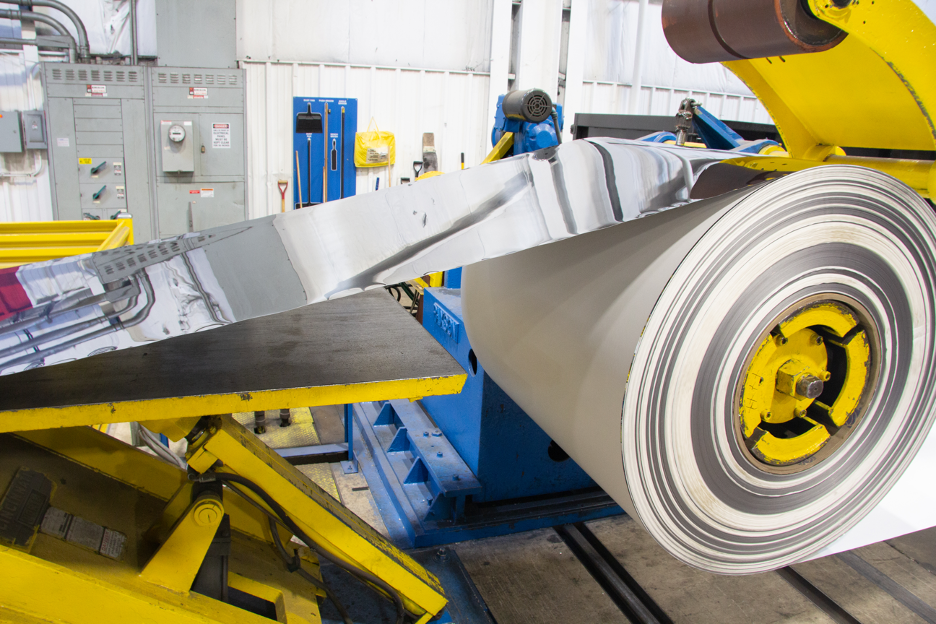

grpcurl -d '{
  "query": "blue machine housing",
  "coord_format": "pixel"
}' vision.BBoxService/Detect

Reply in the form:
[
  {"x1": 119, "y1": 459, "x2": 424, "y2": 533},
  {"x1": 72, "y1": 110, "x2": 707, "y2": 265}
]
[
  {"x1": 292, "y1": 97, "x2": 357, "y2": 207},
  {"x1": 420, "y1": 288, "x2": 597, "y2": 502},
  {"x1": 348, "y1": 288, "x2": 621, "y2": 548},
  {"x1": 490, "y1": 95, "x2": 563, "y2": 156}
]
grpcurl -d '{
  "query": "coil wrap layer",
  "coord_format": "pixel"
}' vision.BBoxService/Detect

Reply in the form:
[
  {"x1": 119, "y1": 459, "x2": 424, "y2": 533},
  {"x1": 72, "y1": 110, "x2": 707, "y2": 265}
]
[{"x1": 462, "y1": 166, "x2": 936, "y2": 573}]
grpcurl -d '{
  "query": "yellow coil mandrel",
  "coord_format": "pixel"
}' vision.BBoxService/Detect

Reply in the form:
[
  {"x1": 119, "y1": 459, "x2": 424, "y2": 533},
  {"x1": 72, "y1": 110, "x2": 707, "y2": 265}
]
[{"x1": 738, "y1": 300, "x2": 875, "y2": 471}]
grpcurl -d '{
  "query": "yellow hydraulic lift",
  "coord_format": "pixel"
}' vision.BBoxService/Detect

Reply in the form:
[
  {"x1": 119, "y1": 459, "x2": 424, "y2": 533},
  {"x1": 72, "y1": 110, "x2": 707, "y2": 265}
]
[{"x1": 0, "y1": 290, "x2": 466, "y2": 623}]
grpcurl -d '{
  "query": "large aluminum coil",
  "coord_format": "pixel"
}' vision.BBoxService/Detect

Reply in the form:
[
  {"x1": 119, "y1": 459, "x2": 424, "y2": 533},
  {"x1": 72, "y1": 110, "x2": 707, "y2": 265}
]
[{"x1": 461, "y1": 166, "x2": 936, "y2": 573}]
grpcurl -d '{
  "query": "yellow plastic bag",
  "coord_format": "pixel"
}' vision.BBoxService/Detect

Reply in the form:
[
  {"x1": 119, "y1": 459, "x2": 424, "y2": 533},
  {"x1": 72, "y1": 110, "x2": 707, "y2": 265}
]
[{"x1": 355, "y1": 118, "x2": 395, "y2": 167}]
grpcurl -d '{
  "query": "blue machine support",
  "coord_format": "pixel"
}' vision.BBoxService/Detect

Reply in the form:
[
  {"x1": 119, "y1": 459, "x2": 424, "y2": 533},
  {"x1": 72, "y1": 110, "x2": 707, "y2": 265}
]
[
  {"x1": 351, "y1": 288, "x2": 621, "y2": 548},
  {"x1": 341, "y1": 402, "x2": 358, "y2": 474},
  {"x1": 657, "y1": 97, "x2": 781, "y2": 154}
]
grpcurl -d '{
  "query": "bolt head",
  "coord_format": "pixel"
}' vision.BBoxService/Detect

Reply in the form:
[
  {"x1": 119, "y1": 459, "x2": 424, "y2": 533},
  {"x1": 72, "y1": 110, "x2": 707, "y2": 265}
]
[
  {"x1": 436, "y1": 451, "x2": 444, "y2": 458},
  {"x1": 795, "y1": 374, "x2": 824, "y2": 399}
]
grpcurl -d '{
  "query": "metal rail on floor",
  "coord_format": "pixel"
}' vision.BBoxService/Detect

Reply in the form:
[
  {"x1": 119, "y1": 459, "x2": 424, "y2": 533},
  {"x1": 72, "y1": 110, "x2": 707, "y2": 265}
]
[
  {"x1": 555, "y1": 522, "x2": 674, "y2": 624},
  {"x1": 776, "y1": 566, "x2": 862, "y2": 624},
  {"x1": 837, "y1": 551, "x2": 936, "y2": 624}
]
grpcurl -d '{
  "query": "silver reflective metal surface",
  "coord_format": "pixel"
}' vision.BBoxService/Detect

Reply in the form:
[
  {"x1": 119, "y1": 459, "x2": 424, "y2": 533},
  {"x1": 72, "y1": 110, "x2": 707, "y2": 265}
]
[
  {"x1": 0, "y1": 139, "x2": 734, "y2": 375},
  {"x1": 462, "y1": 166, "x2": 936, "y2": 573}
]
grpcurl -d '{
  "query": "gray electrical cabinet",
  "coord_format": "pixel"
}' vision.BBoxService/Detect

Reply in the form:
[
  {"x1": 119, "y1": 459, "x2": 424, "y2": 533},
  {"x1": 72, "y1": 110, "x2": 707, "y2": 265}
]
[
  {"x1": 0, "y1": 111, "x2": 23, "y2": 152},
  {"x1": 43, "y1": 63, "x2": 247, "y2": 242},
  {"x1": 44, "y1": 64, "x2": 153, "y2": 238},
  {"x1": 151, "y1": 66, "x2": 246, "y2": 236}
]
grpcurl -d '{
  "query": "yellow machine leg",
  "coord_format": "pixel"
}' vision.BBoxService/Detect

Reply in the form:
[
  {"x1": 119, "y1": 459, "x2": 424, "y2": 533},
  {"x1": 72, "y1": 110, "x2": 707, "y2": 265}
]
[{"x1": 139, "y1": 492, "x2": 225, "y2": 592}]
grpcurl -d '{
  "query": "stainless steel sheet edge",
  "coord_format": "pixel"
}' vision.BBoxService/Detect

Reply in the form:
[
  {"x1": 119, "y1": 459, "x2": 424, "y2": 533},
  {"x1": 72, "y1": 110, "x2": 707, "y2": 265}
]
[{"x1": 0, "y1": 139, "x2": 735, "y2": 375}]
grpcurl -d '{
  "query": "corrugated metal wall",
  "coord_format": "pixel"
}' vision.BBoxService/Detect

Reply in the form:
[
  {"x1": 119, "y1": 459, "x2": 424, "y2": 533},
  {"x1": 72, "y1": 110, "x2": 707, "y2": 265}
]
[
  {"x1": 243, "y1": 61, "x2": 491, "y2": 219},
  {"x1": 0, "y1": 50, "x2": 53, "y2": 222}
]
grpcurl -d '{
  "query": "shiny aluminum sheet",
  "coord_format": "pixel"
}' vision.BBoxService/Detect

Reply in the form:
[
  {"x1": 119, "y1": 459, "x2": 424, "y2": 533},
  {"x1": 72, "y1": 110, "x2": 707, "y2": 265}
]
[{"x1": 0, "y1": 139, "x2": 734, "y2": 375}]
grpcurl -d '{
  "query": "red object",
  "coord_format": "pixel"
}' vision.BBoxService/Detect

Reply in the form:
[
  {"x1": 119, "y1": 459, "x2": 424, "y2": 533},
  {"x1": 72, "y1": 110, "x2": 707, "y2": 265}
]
[{"x1": 0, "y1": 266, "x2": 31, "y2": 322}]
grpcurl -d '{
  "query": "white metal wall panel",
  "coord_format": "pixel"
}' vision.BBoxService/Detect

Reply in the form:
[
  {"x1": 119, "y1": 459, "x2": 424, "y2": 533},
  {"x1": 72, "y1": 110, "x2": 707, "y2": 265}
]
[
  {"x1": 237, "y1": 0, "x2": 494, "y2": 73},
  {"x1": 0, "y1": 51, "x2": 53, "y2": 223},
  {"x1": 243, "y1": 61, "x2": 491, "y2": 219}
]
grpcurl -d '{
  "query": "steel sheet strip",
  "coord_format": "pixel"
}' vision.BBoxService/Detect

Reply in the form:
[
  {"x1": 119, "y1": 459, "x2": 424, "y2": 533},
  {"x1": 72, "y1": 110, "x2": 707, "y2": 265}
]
[{"x1": 0, "y1": 139, "x2": 732, "y2": 375}]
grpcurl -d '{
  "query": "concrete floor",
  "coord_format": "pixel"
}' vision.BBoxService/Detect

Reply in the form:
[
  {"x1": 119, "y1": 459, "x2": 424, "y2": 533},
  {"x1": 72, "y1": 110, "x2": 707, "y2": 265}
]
[{"x1": 261, "y1": 405, "x2": 936, "y2": 624}]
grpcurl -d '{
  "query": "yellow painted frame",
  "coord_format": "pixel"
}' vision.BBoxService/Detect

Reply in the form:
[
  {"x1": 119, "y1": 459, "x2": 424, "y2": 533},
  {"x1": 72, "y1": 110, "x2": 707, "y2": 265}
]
[
  {"x1": 723, "y1": 0, "x2": 936, "y2": 197},
  {"x1": 0, "y1": 374, "x2": 466, "y2": 434},
  {"x1": 0, "y1": 218, "x2": 134, "y2": 269}
]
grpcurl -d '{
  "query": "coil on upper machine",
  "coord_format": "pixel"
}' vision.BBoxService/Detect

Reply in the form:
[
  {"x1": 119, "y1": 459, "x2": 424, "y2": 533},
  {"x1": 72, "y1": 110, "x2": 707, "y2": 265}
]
[{"x1": 662, "y1": 0, "x2": 848, "y2": 64}]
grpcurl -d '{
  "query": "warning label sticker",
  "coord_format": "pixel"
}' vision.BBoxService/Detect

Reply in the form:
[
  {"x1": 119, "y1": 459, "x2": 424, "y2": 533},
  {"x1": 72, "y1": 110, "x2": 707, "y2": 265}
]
[
  {"x1": 200, "y1": 188, "x2": 214, "y2": 198},
  {"x1": 86, "y1": 84, "x2": 106, "y2": 96},
  {"x1": 189, "y1": 189, "x2": 200, "y2": 195},
  {"x1": 40, "y1": 507, "x2": 71, "y2": 539},
  {"x1": 212, "y1": 123, "x2": 231, "y2": 149},
  {"x1": 189, "y1": 87, "x2": 208, "y2": 99},
  {"x1": 99, "y1": 528, "x2": 126, "y2": 560},
  {"x1": 66, "y1": 516, "x2": 104, "y2": 551},
  {"x1": 78, "y1": 158, "x2": 92, "y2": 165}
]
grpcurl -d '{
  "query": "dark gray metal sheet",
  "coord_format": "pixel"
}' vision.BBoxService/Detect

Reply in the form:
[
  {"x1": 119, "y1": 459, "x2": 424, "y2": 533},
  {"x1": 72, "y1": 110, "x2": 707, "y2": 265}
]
[{"x1": 0, "y1": 289, "x2": 464, "y2": 411}]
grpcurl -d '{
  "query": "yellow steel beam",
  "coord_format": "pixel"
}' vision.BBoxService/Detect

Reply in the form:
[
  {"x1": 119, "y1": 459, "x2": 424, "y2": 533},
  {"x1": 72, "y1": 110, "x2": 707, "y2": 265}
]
[
  {"x1": 726, "y1": 154, "x2": 936, "y2": 199},
  {"x1": 0, "y1": 220, "x2": 124, "y2": 234},
  {"x1": 186, "y1": 414, "x2": 448, "y2": 620},
  {"x1": 0, "y1": 218, "x2": 133, "y2": 268},
  {"x1": 481, "y1": 132, "x2": 515, "y2": 164},
  {"x1": 0, "y1": 233, "x2": 111, "y2": 246},
  {"x1": 0, "y1": 546, "x2": 286, "y2": 624},
  {"x1": 0, "y1": 374, "x2": 466, "y2": 434},
  {"x1": 139, "y1": 493, "x2": 224, "y2": 592},
  {"x1": 15, "y1": 426, "x2": 306, "y2": 548},
  {"x1": 724, "y1": 0, "x2": 936, "y2": 160}
]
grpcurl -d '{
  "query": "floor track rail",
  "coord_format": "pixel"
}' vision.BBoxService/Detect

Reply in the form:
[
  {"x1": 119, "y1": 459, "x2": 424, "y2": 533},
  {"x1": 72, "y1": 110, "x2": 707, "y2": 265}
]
[
  {"x1": 555, "y1": 523, "x2": 673, "y2": 624},
  {"x1": 776, "y1": 566, "x2": 862, "y2": 624}
]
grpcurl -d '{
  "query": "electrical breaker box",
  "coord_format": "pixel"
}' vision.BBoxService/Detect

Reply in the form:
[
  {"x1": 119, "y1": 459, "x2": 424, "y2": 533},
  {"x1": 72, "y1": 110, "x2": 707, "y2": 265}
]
[
  {"x1": 151, "y1": 67, "x2": 247, "y2": 236},
  {"x1": 0, "y1": 111, "x2": 23, "y2": 153},
  {"x1": 44, "y1": 64, "x2": 152, "y2": 237},
  {"x1": 44, "y1": 63, "x2": 247, "y2": 240},
  {"x1": 22, "y1": 111, "x2": 47, "y2": 149}
]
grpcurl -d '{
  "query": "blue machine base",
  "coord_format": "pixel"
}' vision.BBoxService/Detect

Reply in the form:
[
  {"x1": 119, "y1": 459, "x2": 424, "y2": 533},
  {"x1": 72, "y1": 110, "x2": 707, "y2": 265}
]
[{"x1": 350, "y1": 400, "x2": 622, "y2": 549}]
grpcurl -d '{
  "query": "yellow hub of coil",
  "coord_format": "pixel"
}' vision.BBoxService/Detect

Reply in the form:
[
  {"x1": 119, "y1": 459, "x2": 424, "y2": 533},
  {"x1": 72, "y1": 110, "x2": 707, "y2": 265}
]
[{"x1": 738, "y1": 301, "x2": 872, "y2": 469}]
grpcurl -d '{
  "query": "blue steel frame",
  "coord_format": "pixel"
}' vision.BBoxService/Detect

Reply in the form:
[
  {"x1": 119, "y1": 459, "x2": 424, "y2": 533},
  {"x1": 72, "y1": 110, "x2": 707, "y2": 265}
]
[{"x1": 349, "y1": 288, "x2": 622, "y2": 548}]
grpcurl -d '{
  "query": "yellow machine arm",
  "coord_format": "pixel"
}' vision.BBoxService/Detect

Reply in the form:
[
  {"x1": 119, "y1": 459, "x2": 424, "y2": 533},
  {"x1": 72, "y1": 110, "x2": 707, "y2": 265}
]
[{"x1": 722, "y1": 0, "x2": 936, "y2": 197}]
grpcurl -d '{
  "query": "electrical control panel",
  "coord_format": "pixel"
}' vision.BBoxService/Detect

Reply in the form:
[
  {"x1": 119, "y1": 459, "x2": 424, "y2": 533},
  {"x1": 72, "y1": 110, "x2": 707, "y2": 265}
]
[
  {"x1": 44, "y1": 65, "x2": 150, "y2": 233},
  {"x1": 0, "y1": 111, "x2": 23, "y2": 153},
  {"x1": 21, "y1": 111, "x2": 46, "y2": 149},
  {"x1": 44, "y1": 63, "x2": 247, "y2": 240},
  {"x1": 150, "y1": 67, "x2": 246, "y2": 237}
]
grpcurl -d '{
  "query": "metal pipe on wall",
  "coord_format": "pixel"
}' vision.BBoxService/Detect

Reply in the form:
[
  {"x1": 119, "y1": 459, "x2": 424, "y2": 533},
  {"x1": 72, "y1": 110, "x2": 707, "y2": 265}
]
[
  {"x1": 627, "y1": 0, "x2": 649, "y2": 114},
  {"x1": 0, "y1": 8, "x2": 77, "y2": 61},
  {"x1": 129, "y1": 0, "x2": 137, "y2": 65},
  {"x1": 8, "y1": 0, "x2": 90, "y2": 59}
]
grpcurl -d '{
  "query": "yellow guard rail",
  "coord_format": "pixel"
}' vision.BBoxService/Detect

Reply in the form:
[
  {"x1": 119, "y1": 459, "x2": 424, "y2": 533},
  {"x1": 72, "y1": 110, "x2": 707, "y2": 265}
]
[{"x1": 0, "y1": 217, "x2": 134, "y2": 269}]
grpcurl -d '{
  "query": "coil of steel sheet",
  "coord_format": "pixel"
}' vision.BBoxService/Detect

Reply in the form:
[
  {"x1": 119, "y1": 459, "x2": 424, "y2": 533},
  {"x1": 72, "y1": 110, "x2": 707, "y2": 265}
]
[
  {"x1": 461, "y1": 166, "x2": 936, "y2": 573},
  {"x1": 662, "y1": 0, "x2": 847, "y2": 64}
]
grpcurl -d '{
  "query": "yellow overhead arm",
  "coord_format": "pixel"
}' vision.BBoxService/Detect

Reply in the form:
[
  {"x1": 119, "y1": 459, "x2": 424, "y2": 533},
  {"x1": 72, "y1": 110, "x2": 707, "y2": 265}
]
[{"x1": 722, "y1": 0, "x2": 936, "y2": 197}]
